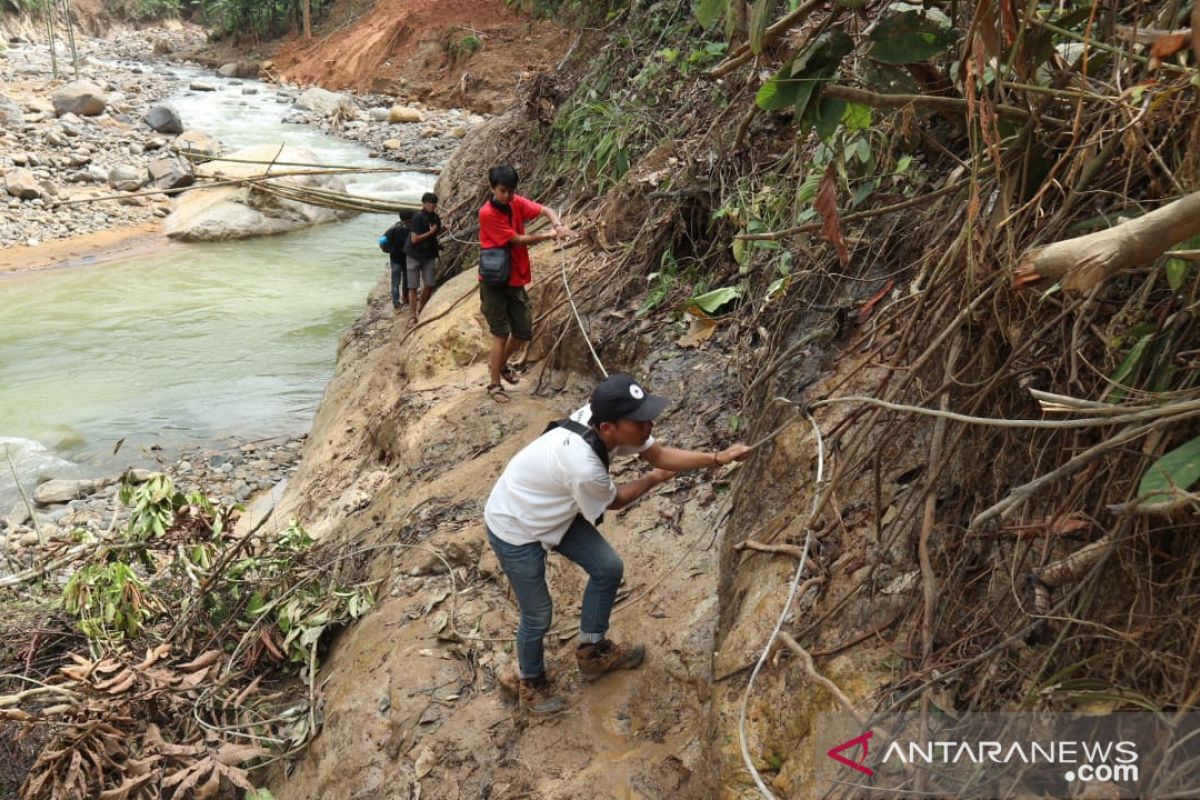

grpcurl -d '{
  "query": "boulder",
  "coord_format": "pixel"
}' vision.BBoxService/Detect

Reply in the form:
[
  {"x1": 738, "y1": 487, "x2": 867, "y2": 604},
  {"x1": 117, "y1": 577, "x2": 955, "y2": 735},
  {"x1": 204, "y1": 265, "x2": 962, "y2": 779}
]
[
  {"x1": 147, "y1": 156, "x2": 193, "y2": 191},
  {"x1": 172, "y1": 129, "x2": 219, "y2": 157},
  {"x1": 382, "y1": 138, "x2": 402, "y2": 151},
  {"x1": 218, "y1": 61, "x2": 260, "y2": 78},
  {"x1": 33, "y1": 478, "x2": 100, "y2": 505},
  {"x1": 189, "y1": 81, "x2": 217, "y2": 92},
  {"x1": 164, "y1": 144, "x2": 355, "y2": 242},
  {"x1": 143, "y1": 103, "x2": 183, "y2": 134},
  {"x1": 52, "y1": 81, "x2": 108, "y2": 117},
  {"x1": 387, "y1": 105, "x2": 425, "y2": 124},
  {"x1": 107, "y1": 164, "x2": 147, "y2": 192},
  {"x1": 241, "y1": 87, "x2": 258, "y2": 96},
  {"x1": 296, "y1": 87, "x2": 352, "y2": 117},
  {"x1": 4, "y1": 168, "x2": 41, "y2": 199},
  {"x1": 0, "y1": 93, "x2": 24, "y2": 127},
  {"x1": 369, "y1": 107, "x2": 390, "y2": 121}
]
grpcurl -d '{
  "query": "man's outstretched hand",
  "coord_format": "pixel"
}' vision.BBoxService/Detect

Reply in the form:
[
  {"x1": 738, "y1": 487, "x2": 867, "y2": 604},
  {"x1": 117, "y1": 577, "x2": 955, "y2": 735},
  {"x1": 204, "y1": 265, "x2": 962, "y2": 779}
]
[{"x1": 718, "y1": 443, "x2": 753, "y2": 465}]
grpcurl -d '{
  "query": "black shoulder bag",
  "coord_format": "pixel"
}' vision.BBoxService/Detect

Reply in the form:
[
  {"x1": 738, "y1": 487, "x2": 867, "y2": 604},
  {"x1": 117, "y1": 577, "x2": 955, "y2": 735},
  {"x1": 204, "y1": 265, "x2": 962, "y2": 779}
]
[{"x1": 479, "y1": 200, "x2": 514, "y2": 286}]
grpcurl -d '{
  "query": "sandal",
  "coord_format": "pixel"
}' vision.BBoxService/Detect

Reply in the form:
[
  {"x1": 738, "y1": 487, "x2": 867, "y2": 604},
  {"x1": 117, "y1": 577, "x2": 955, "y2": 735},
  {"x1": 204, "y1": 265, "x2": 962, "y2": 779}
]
[
  {"x1": 500, "y1": 366, "x2": 522, "y2": 386},
  {"x1": 487, "y1": 384, "x2": 510, "y2": 403}
]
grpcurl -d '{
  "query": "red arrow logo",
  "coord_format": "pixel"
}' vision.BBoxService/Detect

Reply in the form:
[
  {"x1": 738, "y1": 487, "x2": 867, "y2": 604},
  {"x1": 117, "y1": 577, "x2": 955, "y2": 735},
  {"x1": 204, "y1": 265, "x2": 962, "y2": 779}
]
[{"x1": 827, "y1": 730, "x2": 874, "y2": 777}]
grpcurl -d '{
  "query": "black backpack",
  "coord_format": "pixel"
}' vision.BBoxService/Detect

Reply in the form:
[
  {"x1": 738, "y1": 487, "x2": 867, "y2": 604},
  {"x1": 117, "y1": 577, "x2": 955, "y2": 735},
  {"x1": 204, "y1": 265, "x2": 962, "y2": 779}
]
[{"x1": 379, "y1": 221, "x2": 409, "y2": 255}]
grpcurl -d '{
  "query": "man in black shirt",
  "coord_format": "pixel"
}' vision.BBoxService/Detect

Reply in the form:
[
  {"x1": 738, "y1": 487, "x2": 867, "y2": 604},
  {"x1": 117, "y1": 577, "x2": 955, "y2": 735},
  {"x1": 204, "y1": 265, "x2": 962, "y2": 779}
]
[{"x1": 403, "y1": 192, "x2": 442, "y2": 326}]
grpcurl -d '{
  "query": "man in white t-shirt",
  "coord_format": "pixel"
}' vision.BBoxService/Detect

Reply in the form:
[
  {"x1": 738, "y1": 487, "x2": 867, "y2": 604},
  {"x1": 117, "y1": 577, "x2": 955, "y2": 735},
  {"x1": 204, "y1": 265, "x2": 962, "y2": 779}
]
[{"x1": 484, "y1": 373, "x2": 752, "y2": 714}]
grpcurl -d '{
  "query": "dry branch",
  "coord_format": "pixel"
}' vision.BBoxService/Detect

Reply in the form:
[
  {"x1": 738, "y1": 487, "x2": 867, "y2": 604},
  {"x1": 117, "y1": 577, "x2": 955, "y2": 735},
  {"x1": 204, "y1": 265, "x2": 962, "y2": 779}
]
[
  {"x1": 822, "y1": 84, "x2": 1065, "y2": 126},
  {"x1": 1013, "y1": 190, "x2": 1200, "y2": 291}
]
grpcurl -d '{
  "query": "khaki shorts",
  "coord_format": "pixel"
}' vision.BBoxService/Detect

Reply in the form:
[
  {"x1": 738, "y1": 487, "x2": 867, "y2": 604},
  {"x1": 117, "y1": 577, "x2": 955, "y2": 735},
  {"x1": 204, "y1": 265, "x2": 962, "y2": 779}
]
[{"x1": 480, "y1": 282, "x2": 533, "y2": 340}]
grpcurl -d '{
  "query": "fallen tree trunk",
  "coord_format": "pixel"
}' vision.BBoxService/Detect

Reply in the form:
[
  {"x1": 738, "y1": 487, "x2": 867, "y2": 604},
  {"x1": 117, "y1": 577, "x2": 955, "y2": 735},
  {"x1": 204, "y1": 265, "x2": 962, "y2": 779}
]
[{"x1": 1012, "y1": 190, "x2": 1200, "y2": 291}]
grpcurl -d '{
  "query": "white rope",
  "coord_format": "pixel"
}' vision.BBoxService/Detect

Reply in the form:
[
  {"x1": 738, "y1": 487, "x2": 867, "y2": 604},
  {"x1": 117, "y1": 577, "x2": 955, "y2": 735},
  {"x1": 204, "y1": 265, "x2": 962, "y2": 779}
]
[
  {"x1": 738, "y1": 412, "x2": 825, "y2": 799},
  {"x1": 558, "y1": 242, "x2": 608, "y2": 377}
]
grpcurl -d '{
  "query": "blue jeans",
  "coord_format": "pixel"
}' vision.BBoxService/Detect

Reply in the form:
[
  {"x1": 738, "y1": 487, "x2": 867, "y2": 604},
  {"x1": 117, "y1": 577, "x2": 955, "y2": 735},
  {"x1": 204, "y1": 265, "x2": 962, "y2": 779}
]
[
  {"x1": 487, "y1": 515, "x2": 623, "y2": 678},
  {"x1": 389, "y1": 259, "x2": 408, "y2": 306}
]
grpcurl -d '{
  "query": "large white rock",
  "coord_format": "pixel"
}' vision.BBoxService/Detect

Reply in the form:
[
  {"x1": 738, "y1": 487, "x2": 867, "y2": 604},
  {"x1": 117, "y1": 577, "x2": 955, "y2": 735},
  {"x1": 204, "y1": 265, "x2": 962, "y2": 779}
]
[
  {"x1": 164, "y1": 144, "x2": 355, "y2": 242},
  {"x1": 0, "y1": 92, "x2": 25, "y2": 127},
  {"x1": 296, "y1": 87, "x2": 352, "y2": 117},
  {"x1": 52, "y1": 81, "x2": 108, "y2": 117}
]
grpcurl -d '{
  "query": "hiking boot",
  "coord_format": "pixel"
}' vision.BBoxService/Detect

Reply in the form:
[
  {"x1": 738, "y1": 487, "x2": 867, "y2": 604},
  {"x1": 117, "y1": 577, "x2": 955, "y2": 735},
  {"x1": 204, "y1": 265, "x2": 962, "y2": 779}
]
[
  {"x1": 518, "y1": 673, "x2": 567, "y2": 715},
  {"x1": 575, "y1": 639, "x2": 645, "y2": 680},
  {"x1": 498, "y1": 666, "x2": 557, "y2": 698}
]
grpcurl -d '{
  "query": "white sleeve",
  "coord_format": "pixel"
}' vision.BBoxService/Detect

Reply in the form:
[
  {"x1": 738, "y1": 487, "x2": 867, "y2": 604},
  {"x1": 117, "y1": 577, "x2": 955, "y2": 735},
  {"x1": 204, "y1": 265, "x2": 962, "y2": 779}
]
[{"x1": 570, "y1": 470, "x2": 617, "y2": 523}]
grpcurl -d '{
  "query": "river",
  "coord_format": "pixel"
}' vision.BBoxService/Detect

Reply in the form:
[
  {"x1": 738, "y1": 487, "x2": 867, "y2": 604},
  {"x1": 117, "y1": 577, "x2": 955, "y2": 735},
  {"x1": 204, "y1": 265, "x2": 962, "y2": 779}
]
[{"x1": 0, "y1": 64, "x2": 433, "y2": 510}]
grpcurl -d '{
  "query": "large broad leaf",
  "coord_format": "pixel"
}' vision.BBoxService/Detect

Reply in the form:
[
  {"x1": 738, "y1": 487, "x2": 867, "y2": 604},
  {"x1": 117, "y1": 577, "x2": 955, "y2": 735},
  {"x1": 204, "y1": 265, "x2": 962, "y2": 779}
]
[
  {"x1": 689, "y1": 286, "x2": 744, "y2": 314},
  {"x1": 1138, "y1": 435, "x2": 1200, "y2": 507},
  {"x1": 791, "y1": 29, "x2": 853, "y2": 122},
  {"x1": 695, "y1": 0, "x2": 728, "y2": 29},
  {"x1": 868, "y1": 5, "x2": 956, "y2": 64},
  {"x1": 756, "y1": 56, "x2": 800, "y2": 110}
]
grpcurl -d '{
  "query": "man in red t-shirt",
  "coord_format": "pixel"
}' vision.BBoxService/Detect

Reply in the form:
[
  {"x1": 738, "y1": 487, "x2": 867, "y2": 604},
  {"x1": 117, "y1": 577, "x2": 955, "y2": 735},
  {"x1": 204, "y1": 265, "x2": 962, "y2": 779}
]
[{"x1": 478, "y1": 165, "x2": 574, "y2": 403}]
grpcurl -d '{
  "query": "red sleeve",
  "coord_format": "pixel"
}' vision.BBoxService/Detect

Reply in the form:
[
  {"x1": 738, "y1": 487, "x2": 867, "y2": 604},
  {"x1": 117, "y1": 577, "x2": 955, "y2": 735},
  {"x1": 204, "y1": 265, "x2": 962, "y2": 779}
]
[
  {"x1": 515, "y1": 194, "x2": 544, "y2": 224},
  {"x1": 479, "y1": 205, "x2": 515, "y2": 248}
]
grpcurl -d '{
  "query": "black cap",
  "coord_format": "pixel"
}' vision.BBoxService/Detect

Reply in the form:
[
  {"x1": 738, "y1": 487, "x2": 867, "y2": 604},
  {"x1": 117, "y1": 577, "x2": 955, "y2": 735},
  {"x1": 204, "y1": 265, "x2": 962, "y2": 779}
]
[{"x1": 589, "y1": 374, "x2": 670, "y2": 424}]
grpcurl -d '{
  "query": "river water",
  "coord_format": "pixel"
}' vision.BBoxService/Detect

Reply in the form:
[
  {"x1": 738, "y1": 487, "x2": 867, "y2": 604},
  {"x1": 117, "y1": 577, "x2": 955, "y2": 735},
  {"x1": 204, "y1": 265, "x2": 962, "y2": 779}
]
[{"x1": 0, "y1": 66, "x2": 433, "y2": 510}]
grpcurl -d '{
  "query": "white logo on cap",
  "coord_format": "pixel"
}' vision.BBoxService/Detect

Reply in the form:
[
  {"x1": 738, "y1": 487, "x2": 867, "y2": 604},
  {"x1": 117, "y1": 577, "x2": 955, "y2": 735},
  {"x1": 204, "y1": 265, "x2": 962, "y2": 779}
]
[{"x1": 629, "y1": 385, "x2": 645, "y2": 400}]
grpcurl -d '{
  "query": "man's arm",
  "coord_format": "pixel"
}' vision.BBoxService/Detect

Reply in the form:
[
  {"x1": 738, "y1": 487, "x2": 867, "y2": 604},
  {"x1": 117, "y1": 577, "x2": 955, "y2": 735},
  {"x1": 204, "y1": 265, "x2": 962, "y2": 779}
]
[
  {"x1": 608, "y1": 468, "x2": 675, "y2": 510},
  {"x1": 410, "y1": 216, "x2": 439, "y2": 244},
  {"x1": 508, "y1": 205, "x2": 575, "y2": 245},
  {"x1": 640, "y1": 442, "x2": 753, "y2": 471}
]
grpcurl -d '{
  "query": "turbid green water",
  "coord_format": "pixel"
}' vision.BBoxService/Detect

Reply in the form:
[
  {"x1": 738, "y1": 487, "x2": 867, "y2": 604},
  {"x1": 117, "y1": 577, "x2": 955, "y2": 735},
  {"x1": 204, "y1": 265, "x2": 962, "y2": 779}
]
[{"x1": 0, "y1": 65, "x2": 433, "y2": 508}]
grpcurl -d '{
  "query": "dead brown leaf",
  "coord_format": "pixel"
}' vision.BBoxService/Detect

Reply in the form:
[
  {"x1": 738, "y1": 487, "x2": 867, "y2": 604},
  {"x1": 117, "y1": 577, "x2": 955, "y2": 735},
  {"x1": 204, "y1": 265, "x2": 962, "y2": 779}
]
[
  {"x1": 177, "y1": 650, "x2": 222, "y2": 672},
  {"x1": 1151, "y1": 32, "x2": 1188, "y2": 59},
  {"x1": 816, "y1": 163, "x2": 849, "y2": 266},
  {"x1": 677, "y1": 309, "x2": 718, "y2": 348},
  {"x1": 856, "y1": 279, "x2": 895, "y2": 325},
  {"x1": 97, "y1": 771, "x2": 155, "y2": 800}
]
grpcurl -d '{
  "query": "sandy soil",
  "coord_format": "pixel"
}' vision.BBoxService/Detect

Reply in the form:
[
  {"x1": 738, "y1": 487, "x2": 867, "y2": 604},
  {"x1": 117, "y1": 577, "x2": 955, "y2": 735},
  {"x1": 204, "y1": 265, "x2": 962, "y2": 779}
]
[{"x1": 0, "y1": 221, "x2": 171, "y2": 274}]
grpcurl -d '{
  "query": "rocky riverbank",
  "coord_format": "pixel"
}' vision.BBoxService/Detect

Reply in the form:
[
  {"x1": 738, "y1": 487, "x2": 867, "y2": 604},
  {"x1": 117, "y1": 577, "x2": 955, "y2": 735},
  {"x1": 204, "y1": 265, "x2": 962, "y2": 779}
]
[
  {"x1": 1, "y1": 23, "x2": 488, "y2": 258},
  {"x1": 1, "y1": 434, "x2": 304, "y2": 561}
]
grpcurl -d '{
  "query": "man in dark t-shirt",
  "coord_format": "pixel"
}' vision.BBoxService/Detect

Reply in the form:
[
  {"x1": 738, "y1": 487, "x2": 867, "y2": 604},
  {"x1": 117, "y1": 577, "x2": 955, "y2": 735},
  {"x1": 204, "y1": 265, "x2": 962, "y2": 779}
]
[
  {"x1": 403, "y1": 192, "x2": 442, "y2": 326},
  {"x1": 478, "y1": 165, "x2": 574, "y2": 403}
]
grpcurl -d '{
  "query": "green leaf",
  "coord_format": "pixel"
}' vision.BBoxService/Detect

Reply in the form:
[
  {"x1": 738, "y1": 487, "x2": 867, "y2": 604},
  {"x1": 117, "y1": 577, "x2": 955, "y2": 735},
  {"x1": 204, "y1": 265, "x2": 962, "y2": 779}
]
[
  {"x1": 842, "y1": 101, "x2": 872, "y2": 131},
  {"x1": 732, "y1": 237, "x2": 751, "y2": 266},
  {"x1": 1138, "y1": 435, "x2": 1200, "y2": 506},
  {"x1": 796, "y1": 171, "x2": 823, "y2": 206},
  {"x1": 756, "y1": 57, "x2": 799, "y2": 110},
  {"x1": 851, "y1": 180, "x2": 876, "y2": 207},
  {"x1": 1108, "y1": 326, "x2": 1156, "y2": 401},
  {"x1": 695, "y1": 0, "x2": 728, "y2": 30},
  {"x1": 245, "y1": 790, "x2": 277, "y2": 800},
  {"x1": 813, "y1": 96, "x2": 846, "y2": 141},
  {"x1": 1165, "y1": 258, "x2": 1190, "y2": 291},
  {"x1": 749, "y1": 0, "x2": 775, "y2": 55},
  {"x1": 868, "y1": 6, "x2": 956, "y2": 64},
  {"x1": 689, "y1": 286, "x2": 744, "y2": 314}
]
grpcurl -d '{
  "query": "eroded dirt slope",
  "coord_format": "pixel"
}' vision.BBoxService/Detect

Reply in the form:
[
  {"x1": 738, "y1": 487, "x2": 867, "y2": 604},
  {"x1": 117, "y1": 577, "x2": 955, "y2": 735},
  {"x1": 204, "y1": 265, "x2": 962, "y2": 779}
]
[
  {"x1": 263, "y1": 256, "x2": 745, "y2": 798},
  {"x1": 270, "y1": 0, "x2": 569, "y2": 113}
]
